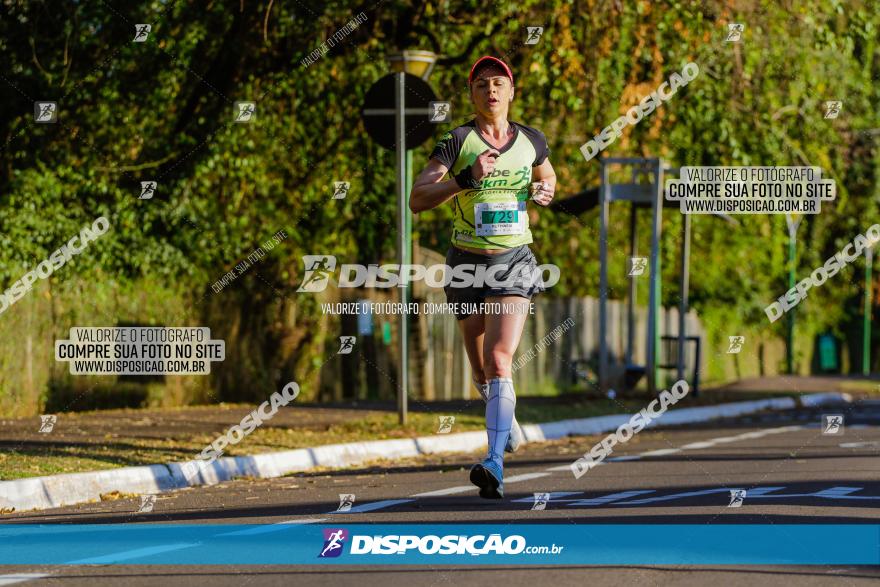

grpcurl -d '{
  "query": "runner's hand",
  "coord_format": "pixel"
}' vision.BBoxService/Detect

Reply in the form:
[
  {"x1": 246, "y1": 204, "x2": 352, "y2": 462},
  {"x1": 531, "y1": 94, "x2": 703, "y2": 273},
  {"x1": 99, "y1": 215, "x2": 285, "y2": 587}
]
[
  {"x1": 471, "y1": 149, "x2": 500, "y2": 181},
  {"x1": 530, "y1": 180, "x2": 554, "y2": 206}
]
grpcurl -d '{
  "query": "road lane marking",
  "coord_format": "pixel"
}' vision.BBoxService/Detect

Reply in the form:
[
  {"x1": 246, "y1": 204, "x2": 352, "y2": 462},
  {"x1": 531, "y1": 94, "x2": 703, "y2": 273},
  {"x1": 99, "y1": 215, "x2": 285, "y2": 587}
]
[
  {"x1": 65, "y1": 543, "x2": 200, "y2": 564},
  {"x1": 0, "y1": 575, "x2": 51, "y2": 586},
  {"x1": 504, "y1": 472, "x2": 551, "y2": 483},
  {"x1": 216, "y1": 518, "x2": 328, "y2": 536},
  {"x1": 638, "y1": 448, "x2": 681, "y2": 457},
  {"x1": 328, "y1": 499, "x2": 414, "y2": 514},
  {"x1": 567, "y1": 490, "x2": 656, "y2": 506},
  {"x1": 510, "y1": 492, "x2": 582, "y2": 503},
  {"x1": 412, "y1": 486, "x2": 475, "y2": 497},
  {"x1": 614, "y1": 486, "x2": 787, "y2": 506}
]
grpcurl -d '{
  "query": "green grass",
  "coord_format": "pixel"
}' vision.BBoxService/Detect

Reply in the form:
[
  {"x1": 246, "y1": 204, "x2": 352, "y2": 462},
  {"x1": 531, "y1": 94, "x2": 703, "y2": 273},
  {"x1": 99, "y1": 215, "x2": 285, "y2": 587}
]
[{"x1": 0, "y1": 389, "x2": 797, "y2": 481}]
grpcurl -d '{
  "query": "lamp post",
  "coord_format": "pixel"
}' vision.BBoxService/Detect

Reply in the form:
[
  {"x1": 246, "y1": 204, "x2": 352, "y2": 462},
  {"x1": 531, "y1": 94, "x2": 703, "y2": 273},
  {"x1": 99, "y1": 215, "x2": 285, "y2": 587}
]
[
  {"x1": 864, "y1": 246, "x2": 873, "y2": 375},
  {"x1": 386, "y1": 50, "x2": 437, "y2": 425},
  {"x1": 785, "y1": 214, "x2": 802, "y2": 374}
]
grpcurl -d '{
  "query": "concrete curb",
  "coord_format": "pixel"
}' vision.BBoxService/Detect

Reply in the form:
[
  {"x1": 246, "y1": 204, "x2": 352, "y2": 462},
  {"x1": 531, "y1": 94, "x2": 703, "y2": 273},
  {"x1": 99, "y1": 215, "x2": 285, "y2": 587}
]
[{"x1": 0, "y1": 392, "x2": 851, "y2": 512}]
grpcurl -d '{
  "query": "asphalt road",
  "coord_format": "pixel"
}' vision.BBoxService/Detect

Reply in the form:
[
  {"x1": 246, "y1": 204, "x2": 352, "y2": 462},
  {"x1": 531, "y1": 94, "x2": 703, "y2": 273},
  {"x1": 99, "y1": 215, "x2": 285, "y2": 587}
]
[{"x1": 2, "y1": 400, "x2": 880, "y2": 586}]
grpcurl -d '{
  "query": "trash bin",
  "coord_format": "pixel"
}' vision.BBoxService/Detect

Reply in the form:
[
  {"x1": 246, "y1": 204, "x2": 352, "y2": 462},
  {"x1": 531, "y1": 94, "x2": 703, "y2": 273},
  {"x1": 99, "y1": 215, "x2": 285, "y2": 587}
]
[{"x1": 818, "y1": 333, "x2": 839, "y2": 373}]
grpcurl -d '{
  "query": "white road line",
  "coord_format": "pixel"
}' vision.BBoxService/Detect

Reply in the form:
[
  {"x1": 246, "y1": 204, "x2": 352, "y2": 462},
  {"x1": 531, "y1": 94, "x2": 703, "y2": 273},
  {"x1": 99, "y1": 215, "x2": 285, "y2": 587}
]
[
  {"x1": 510, "y1": 491, "x2": 582, "y2": 503},
  {"x1": 0, "y1": 575, "x2": 51, "y2": 586},
  {"x1": 679, "y1": 441, "x2": 716, "y2": 449},
  {"x1": 65, "y1": 543, "x2": 200, "y2": 564},
  {"x1": 546, "y1": 462, "x2": 606, "y2": 471},
  {"x1": 412, "y1": 486, "x2": 475, "y2": 497},
  {"x1": 638, "y1": 448, "x2": 681, "y2": 457},
  {"x1": 545, "y1": 425, "x2": 805, "y2": 476},
  {"x1": 216, "y1": 518, "x2": 328, "y2": 536},
  {"x1": 330, "y1": 499, "x2": 414, "y2": 514},
  {"x1": 504, "y1": 472, "x2": 551, "y2": 483}
]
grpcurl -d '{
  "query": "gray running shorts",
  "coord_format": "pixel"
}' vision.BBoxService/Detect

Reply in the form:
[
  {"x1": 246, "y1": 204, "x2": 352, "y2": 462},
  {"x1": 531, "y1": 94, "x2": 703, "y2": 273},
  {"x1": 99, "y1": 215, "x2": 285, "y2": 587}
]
[{"x1": 443, "y1": 245, "x2": 546, "y2": 321}]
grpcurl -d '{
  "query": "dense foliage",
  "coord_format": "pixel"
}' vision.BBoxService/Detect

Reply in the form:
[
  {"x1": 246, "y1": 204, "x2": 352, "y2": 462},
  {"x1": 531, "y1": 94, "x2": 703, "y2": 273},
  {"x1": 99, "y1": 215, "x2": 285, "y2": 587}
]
[{"x1": 0, "y1": 0, "x2": 877, "y2": 412}]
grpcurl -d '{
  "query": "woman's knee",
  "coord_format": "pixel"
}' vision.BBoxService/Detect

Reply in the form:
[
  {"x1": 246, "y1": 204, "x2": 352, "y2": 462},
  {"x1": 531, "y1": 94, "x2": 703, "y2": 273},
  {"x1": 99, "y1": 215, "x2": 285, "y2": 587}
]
[{"x1": 483, "y1": 347, "x2": 513, "y2": 379}]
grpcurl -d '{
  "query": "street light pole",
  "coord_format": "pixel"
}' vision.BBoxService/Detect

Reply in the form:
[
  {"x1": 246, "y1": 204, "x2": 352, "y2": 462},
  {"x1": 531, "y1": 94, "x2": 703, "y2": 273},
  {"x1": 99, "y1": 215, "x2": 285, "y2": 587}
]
[
  {"x1": 785, "y1": 215, "x2": 801, "y2": 375},
  {"x1": 864, "y1": 246, "x2": 873, "y2": 376}
]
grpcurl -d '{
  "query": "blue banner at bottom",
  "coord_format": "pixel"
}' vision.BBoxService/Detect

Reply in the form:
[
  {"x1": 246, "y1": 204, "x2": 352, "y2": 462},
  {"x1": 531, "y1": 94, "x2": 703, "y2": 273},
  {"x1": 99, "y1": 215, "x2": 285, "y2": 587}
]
[{"x1": 0, "y1": 524, "x2": 877, "y2": 565}]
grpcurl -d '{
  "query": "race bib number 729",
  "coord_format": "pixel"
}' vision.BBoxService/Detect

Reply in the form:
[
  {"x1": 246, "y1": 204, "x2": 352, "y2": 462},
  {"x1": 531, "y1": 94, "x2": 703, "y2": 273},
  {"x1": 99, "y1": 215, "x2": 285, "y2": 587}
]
[{"x1": 474, "y1": 202, "x2": 525, "y2": 236}]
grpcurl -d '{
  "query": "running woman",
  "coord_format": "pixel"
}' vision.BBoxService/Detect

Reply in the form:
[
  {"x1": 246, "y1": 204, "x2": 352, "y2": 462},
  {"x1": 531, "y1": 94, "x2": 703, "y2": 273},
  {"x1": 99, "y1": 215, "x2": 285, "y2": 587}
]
[{"x1": 409, "y1": 56, "x2": 556, "y2": 499}]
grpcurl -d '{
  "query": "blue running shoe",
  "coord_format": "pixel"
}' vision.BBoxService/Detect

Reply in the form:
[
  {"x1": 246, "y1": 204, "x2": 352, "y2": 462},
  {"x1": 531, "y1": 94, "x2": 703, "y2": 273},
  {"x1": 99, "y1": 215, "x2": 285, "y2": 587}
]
[{"x1": 469, "y1": 457, "x2": 504, "y2": 499}]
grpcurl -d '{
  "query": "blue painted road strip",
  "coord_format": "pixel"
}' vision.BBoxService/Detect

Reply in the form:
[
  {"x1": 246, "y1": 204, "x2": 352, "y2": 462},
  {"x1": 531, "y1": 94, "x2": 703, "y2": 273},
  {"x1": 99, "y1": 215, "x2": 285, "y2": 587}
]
[{"x1": 0, "y1": 524, "x2": 877, "y2": 565}]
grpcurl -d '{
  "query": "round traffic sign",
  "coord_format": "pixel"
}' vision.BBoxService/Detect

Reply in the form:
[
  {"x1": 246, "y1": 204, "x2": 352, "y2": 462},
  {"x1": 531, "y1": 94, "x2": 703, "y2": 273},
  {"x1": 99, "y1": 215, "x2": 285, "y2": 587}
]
[{"x1": 361, "y1": 73, "x2": 438, "y2": 150}]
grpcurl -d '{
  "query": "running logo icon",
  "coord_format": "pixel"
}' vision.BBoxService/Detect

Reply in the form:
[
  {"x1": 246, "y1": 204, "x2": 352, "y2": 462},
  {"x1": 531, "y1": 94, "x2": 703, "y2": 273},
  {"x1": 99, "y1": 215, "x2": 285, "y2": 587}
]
[
  {"x1": 337, "y1": 494, "x2": 355, "y2": 512},
  {"x1": 34, "y1": 102, "x2": 57, "y2": 123},
  {"x1": 234, "y1": 102, "x2": 256, "y2": 122},
  {"x1": 822, "y1": 414, "x2": 844, "y2": 435},
  {"x1": 728, "y1": 489, "x2": 746, "y2": 507},
  {"x1": 337, "y1": 336, "x2": 356, "y2": 355},
  {"x1": 133, "y1": 24, "x2": 151, "y2": 42},
  {"x1": 39, "y1": 415, "x2": 57, "y2": 433},
  {"x1": 727, "y1": 336, "x2": 745, "y2": 353},
  {"x1": 430, "y1": 102, "x2": 450, "y2": 123},
  {"x1": 525, "y1": 27, "x2": 544, "y2": 45},
  {"x1": 437, "y1": 416, "x2": 455, "y2": 434},
  {"x1": 332, "y1": 181, "x2": 350, "y2": 200},
  {"x1": 629, "y1": 257, "x2": 647, "y2": 276},
  {"x1": 824, "y1": 101, "x2": 842, "y2": 119},
  {"x1": 140, "y1": 181, "x2": 157, "y2": 200},
  {"x1": 137, "y1": 495, "x2": 156, "y2": 513},
  {"x1": 532, "y1": 492, "x2": 550, "y2": 510},
  {"x1": 297, "y1": 255, "x2": 337, "y2": 292},
  {"x1": 725, "y1": 23, "x2": 744, "y2": 42},
  {"x1": 319, "y1": 528, "x2": 348, "y2": 558}
]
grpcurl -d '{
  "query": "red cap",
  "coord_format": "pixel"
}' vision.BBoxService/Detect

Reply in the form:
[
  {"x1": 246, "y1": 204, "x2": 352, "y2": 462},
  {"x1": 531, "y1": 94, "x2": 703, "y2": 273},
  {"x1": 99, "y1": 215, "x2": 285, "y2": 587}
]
[{"x1": 468, "y1": 56, "x2": 514, "y2": 85}]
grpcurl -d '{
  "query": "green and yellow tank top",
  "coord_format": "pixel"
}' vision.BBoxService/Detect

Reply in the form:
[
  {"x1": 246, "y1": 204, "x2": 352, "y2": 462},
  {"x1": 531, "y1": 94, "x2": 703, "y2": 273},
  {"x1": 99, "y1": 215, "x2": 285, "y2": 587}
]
[{"x1": 429, "y1": 120, "x2": 550, "y2": 250}]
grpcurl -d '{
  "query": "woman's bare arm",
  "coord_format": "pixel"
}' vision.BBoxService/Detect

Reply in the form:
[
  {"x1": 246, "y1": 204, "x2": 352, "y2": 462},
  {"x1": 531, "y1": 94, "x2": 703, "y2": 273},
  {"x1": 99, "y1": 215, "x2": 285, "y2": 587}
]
[{"x1": 409, "y1": 159, "x2": 463, "y2": 214}]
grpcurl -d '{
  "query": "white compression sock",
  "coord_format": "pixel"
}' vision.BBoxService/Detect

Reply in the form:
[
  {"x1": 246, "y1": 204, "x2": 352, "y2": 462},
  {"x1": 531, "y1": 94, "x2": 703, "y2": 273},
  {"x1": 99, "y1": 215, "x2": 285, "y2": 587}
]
[
  {"x1": 472, "y1": 378, "x2": 489, "y2": 403},
  {"x1": 485, "y1": 377, "x2": 516, "y2": 467}
]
